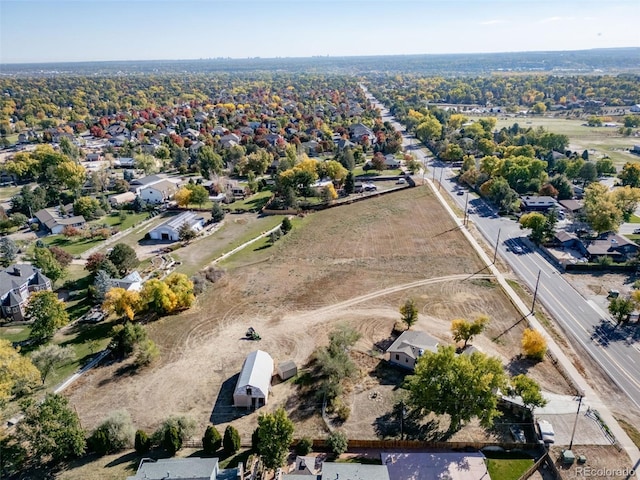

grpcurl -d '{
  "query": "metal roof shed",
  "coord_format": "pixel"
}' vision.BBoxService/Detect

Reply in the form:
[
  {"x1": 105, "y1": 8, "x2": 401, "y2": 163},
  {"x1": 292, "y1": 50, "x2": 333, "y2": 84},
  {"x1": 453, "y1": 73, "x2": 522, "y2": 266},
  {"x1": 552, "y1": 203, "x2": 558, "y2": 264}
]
[{"x1": 233, "y1": 350, "x2": 274, "y2": 409}]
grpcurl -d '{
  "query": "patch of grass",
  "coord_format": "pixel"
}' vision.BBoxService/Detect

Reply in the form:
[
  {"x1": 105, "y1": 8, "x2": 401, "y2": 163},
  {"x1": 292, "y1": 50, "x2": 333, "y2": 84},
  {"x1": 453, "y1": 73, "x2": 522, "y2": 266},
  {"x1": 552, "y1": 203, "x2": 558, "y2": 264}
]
[
  {"x1": 226, "y1": 191, "x2": 273, "y2": 212},
  {"x1": 628, "y1": 214, "x2": 640, "y2": 224},
  {"x1": 617, "y1": 418, "x2": 640, "y2": 448},
  {"x1": 218, "y1": 448, "x2": 254, "y2": 469},
  {"x1": 0, "y1": 184, "x2": 22, "y2": 201},
  {"x1": 486, "y1": 458, "x2": 534, "y2": 480},
  {"x1": 91, "y1": 212, "x2": 148, "y2": 230},
  {"x1": 0, "y1": 324, "x2": 31, "y2": 343},
  {"x1": 352, "y1": 166, "x2": 403, "y2": 177},
  {"x1": 42, "y1": 234, "x2": 105, "y2": 256}
]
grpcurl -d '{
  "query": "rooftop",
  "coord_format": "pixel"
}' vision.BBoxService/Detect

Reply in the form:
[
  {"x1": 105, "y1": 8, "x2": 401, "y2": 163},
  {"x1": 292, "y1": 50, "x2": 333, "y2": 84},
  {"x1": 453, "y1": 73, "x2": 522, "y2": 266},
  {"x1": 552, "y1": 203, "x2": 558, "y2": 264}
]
[{"x1": 386, "y1": 330, "x2": 440, "y2": 360}]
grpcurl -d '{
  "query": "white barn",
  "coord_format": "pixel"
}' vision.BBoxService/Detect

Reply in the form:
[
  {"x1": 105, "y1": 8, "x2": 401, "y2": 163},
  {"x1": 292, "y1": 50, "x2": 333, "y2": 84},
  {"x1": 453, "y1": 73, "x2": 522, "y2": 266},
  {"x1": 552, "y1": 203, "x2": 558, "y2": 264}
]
[
  {"x1": 148, "y1": 211, "x2": 204, "y2": 242},
  {"x1": 233, "y1": 350, "x2": 273, "y2": 408},
  {"x1": 139, "y1": 179, "x2": 178, "y2": 204}
]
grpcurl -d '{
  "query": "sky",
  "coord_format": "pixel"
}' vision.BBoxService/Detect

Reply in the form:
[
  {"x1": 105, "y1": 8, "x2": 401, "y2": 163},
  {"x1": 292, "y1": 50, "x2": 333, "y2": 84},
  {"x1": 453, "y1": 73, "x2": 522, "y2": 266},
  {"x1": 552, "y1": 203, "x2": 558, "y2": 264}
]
[{"x1": 0, "y1": 0, "x2": 639, "y2": 64}]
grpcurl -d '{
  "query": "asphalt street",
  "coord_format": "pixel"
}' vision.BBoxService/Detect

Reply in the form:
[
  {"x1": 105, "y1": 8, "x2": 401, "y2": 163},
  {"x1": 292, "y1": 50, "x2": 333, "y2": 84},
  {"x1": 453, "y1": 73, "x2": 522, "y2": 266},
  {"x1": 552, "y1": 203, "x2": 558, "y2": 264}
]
[{"x1": 368, "y1": 94, "x2": 640, "y2": 412}]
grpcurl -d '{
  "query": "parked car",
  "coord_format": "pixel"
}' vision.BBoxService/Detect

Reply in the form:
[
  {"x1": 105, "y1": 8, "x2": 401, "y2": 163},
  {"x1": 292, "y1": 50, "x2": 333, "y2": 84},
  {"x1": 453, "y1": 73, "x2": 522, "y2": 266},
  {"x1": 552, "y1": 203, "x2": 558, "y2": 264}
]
[
  {"x1": 510, "y1": 425, "x2": 526, "y2": 443},
  {"x1": 537, "y1": 419, "x2": 555, "y2": 444},
  {"x1": 633, "y1": 228, "x2": 640, "y2": 234},
  {"x1": 396, "y1": 178, "x2": 407, "y2": 185}
]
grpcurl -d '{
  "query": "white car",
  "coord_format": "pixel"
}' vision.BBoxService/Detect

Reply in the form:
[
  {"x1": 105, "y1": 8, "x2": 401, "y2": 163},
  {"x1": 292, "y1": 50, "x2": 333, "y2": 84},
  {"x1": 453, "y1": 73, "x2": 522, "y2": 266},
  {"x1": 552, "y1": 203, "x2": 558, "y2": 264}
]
[{"x1": 512, "y1": 245, "x2": 524, "y2": 254}]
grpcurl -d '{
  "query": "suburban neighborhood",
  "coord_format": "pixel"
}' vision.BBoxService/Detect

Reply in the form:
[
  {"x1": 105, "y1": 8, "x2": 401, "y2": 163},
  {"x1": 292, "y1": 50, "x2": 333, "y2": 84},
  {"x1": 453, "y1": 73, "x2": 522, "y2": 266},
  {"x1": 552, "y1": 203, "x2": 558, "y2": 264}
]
[{"x1": 0, "y1": 51, "x2": 639, "y2": 480}]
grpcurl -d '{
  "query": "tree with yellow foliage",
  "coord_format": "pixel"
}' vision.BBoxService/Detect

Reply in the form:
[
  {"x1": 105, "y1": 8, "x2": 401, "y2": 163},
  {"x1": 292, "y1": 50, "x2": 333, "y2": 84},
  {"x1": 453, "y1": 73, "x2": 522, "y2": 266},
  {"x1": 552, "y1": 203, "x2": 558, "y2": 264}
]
[
  {"x1": 140, "y1": 279, "x2": 176, "y2": 315},
  {"x1": 521, "y1": 328, "x2": 547, "y2": 361},
  {"x1": 322, "y1": 184, "x2": 338, "y2": 202},
  {"x1": 0, "y1": 339, "x2": 40, "y2": 406},
  {"x1": 451, "y1": 315, "x2": 489, "y2": 348},
  {"x1": 103, "y1": 287, "x2": 141, "y2": 322},
  {"x1": 174, "y1": 187, "x2": 192, "y2": 208}
]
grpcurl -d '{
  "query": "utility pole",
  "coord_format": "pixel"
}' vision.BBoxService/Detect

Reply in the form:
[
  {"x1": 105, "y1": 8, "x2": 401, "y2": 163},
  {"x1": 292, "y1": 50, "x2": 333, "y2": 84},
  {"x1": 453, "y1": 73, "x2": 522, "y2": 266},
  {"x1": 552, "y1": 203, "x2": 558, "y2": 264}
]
[
  {"x1": 493, "y1": 228, "x2": 501, "y2": 264},
  {"x1": 438, "y1": 167, "x2": 444, "y2": 191},
  {"x1": 568, "y1": 395, "x2": 584, "y2": 450},
  {"x1": 531, "y1": 269, "x2": 542, "y2": 315},
  {"x1": 463, "y1": 191, "x2": 469, "y2": 226}
]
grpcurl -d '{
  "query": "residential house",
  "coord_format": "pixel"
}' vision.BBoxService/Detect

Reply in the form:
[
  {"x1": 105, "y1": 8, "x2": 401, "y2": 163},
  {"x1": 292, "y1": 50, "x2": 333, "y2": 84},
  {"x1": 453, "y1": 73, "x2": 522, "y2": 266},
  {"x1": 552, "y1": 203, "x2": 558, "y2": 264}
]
[
  {"x1": 335, "y1": 138, "x2": 355, "y2": 151},
  {"x1": 129, "y1": 174, "x2": 164, "y2": 193},
  {"x1": 148, "y1": 211, "x2": 205, "y2": 242},
  {"x1": 554, "y1": 231, "x2": 588, "y2": 256},
  {"x1": 114, "y1": 157, "x2": 135, "y2": 168},
  {"x1": 384, "y1": 154, "x2": 401, "y2": 169},
  {"x1": 86, "y1": 152, "x2": 104, "y2": 162},
  {"x1": 110, "y1": 271, "x2": 143, "y2": 292},
  {"x1": 233, "y1": 350, "x2": 273, "y2": 408},
  {"x1": 139, "y1": 179, "x2": 179, "y2": 204},
  {"x1": 1, "y1": 265, "x2": 51, "y2": 322},
  {"x1": 381, "y1": 452, "x2": 490, "y2": 480},
  {"x1": 349, "y1": 122, "x2": 373, "y2": 141},
  {"x1": 318, "y1": 463, "x2": 390, "y2": 480},
  {"x1": 386, "y1": 330, "x2": 440, "y2": 370},
  {"x1": 220, "y1": 133, "x2": 241, "y2": 148},
  {"x1": 558, "y1": 199, "x2": 584, "y2": 217},
  {"x1": 108, "y1": 191, "x2": 136, "y2": 207},
  {"x1": 520, "y1": 195, "x2": 559, "y2": 212},
  {"x1": 34, "y1": 206, "x2": 86, "y2": 235},
  {"x1": 586, "y1": 233, "x2": 640, "y2": 262},
  {"x1": 126, "y1": 457, "x2": 240, "y2": 480}
]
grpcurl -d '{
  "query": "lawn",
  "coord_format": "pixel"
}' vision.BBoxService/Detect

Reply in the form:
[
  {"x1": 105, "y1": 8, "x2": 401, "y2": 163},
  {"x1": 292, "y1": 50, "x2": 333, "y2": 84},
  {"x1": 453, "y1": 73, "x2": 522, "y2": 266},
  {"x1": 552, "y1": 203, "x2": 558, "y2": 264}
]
[
  {"x1": 91, "y1": 211, "x2": 148, "y2": 230},
  {"x1": 628, "y1": 214, "x2": 640, "y2": 224},
  {"x1": 486, "y1": 457, "x2": 535, "y2": 480},
  {"x1": 41, "y1": 234, "x2": 105, "y2": 256},
  {"x1": 0, "y1": 184, "x2": 22, "y2": 202},
  {"x1": 352, "y1": 166, "x2": 403, "y2": 177},
  {"x1": 0, "y1": 324, "x2": 31, "y2": 343},
  {"x1": 224, "y1": 190, "x2": 273, "y2": 212}
]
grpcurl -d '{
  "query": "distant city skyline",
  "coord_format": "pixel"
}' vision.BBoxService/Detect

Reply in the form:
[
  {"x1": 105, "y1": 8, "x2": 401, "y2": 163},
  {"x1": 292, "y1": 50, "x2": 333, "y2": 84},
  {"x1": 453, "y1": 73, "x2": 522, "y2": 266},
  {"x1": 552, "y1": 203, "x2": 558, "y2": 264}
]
[{"x1": 1, "y1": 0, "x2": 638, "y2": 64}]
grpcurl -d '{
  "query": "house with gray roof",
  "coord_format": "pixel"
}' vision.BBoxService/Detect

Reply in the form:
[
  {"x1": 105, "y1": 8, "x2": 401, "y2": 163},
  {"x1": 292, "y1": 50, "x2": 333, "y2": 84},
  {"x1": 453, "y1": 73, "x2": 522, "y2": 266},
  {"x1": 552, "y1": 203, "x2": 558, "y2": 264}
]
[
  {"x1": 34, "y1": 206, "x2": 86, "y2": 235},
  {"x1": 386, "y1": 330, "x2": 440, "y2": 370},
  {"x1": 1, "y1": 265, "x2": 51, "y2": 322},
  {"x1": 586, "y1": 233, "x2": 639, "y2": 262},
  {"x1": 126, "y1": 457, "x2": 240, "y2": 480},
  {"x1": 233, "y1": 350, "x2": 273, "y2": 408},
  {"x1": 320, "y1": 462, "x2": 390, "y2": 480},
  {"x1": 520, "y1": 195, "x2": 559, "y2": 212},
  {"x1": 148, "y1": 211, "x2": 205, "y2": 242}
]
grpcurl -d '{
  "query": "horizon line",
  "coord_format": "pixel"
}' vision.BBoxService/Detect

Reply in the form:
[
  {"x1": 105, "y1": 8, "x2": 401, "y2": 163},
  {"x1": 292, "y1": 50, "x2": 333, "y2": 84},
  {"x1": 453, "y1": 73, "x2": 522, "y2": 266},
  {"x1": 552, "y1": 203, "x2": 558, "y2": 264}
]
[{"x1": 2, "y1": 46, "x2": 638, "y2": 67}]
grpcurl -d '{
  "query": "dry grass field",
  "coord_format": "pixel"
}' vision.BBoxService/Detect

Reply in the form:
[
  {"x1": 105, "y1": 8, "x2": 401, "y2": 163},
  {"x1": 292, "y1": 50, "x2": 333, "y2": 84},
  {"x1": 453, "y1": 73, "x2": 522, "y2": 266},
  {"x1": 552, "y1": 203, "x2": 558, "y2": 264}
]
[{"x1": 60, "y1": 186, "x2": 579, "y2": 478}]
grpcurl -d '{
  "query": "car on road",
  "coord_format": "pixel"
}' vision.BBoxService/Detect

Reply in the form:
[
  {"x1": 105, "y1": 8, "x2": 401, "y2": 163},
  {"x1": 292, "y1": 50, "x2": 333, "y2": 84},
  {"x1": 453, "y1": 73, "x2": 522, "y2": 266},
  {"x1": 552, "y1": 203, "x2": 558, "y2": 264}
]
[
  {"x1": 396, "y1": 178, "x2": 407, "y2": 185},
  {"x1": 512, "y1": 245, "x2": 524, "y2": 254},
  {"x1": 457, "y1": 190, "x2": 465, "y2": 195},
  {"x1": 536, "y1": 419, "x2": 555, "y2": 444},
  {"x1": 633, "y1": 228, "x2": 640, "y2": 234}
]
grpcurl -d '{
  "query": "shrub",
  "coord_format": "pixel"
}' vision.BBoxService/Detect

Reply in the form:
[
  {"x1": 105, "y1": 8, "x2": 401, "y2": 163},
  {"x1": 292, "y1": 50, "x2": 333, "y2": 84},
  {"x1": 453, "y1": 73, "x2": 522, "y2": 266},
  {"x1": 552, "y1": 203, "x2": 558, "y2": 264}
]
[
  {"x1": 163, "y1": 425, "x2": 182, "y2": 455},
  {"x1": 88, "y1": 427, "x2": 111, "y2": 455},
  {"x1": 88, "y1": 410, "x2": 135, "y2": 455},
  {"x1": 135, "y1": 430, "x2": 151, "y2": 454},
  {"x1": 152, "y1": 415, "x2": 197, "y2": 448},
  {"x1": 521, "y1": 328, "x2": 547, "y2": 361},
  {"x1": 281, "y1": 217, "x2": 292, "y2": 234},
  {"x1": 327, "y1": 430, "x2": 348, "y2": 456},
  {"x1": 202, "y1": 425, "x2": 222, "y2": 454},
  {"x1": 223, "y1": 425, "x2": 241, "y2": 454},
  {"x1": 296, "y1": 437, "x2": 313, "y2": 456}
]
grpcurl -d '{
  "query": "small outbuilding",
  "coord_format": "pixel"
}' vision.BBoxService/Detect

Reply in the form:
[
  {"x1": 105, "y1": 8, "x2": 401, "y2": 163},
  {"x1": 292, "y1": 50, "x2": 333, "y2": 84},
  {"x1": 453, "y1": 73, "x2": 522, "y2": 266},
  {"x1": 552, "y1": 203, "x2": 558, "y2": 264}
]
[
  {"x1": 233, "y1": 350, "x2": 274, "y2": 409},
  {"x1": 277, "y1": 360, "x2": 297, "y2": 381}
]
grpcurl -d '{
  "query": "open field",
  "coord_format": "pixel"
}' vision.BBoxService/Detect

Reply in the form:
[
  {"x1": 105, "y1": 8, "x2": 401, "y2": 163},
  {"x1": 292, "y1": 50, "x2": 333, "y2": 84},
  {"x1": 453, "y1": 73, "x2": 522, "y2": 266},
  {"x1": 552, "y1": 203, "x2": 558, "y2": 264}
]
[
  {"x1": 64, "y1": 186, "x2": 574, "y2": 457},
  {"x1": 494, "y1": 116, "x2": 639, "y2": 166}
]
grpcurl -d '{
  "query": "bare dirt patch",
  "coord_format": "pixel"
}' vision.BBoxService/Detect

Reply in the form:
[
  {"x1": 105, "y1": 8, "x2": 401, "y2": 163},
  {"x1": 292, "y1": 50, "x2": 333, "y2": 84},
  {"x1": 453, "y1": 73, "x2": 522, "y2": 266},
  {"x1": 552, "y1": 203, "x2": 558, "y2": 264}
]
[{"x1": 64, "y1": 187, "x2": 574, "y2": 449}]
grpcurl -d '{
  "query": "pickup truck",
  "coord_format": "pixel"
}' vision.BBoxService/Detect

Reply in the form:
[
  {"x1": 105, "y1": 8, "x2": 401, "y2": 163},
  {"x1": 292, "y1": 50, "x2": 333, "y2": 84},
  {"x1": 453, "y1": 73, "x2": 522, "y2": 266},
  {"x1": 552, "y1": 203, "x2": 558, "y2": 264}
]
[{"x1": 537, "y1": 419, "x2": 555, "y2": 444}]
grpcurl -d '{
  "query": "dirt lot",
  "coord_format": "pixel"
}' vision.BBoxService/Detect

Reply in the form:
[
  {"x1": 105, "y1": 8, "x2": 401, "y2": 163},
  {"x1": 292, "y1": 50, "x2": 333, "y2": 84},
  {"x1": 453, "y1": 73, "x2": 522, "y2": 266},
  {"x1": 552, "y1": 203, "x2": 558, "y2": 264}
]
[{"x1": 65, "y1": 187, "x2": 579, "y2": 452}]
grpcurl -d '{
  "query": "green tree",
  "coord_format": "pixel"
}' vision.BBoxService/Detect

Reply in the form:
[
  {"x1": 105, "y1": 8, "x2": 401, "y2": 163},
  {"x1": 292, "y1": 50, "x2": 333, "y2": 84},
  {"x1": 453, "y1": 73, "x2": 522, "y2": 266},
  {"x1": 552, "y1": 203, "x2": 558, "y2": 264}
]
[
  {"x1": 163, "y1": 425, "x2": 182, "y2": 455},
  {"x1": 578, "y1": 161, "x2": 598, "y2": 185},
  {"x1": 584, "y1": 183, "x2": 622, "y2": 234},
  {"x1": 202, "y1": 425, "x2": 222, "y2": 454},
  {"x1": 186, "y1": 184, "x2": 209, "y2": 207},
  {"x1": 519, "y1": 212, "x2": 547, "y2": 244},
  {"x1": 595, "y1": 158, "x2": 616, "y2": 176},
  {"x1": 344, "y1": 171, "x2": 355, "y2": 194},
  {"x1": 197, "y1": 146, "x2": 223, "y2": 178},
  {"x1": 153, "y1": 415, "x2": 197, "y2": 451},
  {"x1": 27, "y1": 291, "x2": 69, "y2": 343},
  {"x1": 133, "y1": 153, "x2": 158, "y2": 175},
  {"x1": 17, "y1": 393, "x2": 86, "y2": 464},
  {"x1": 89, "y1": 409, "x2": 135, "y2": 455},
  {"x1": 108, "y1": 243, "x2": 139, "y2": 275},
  {"x1": 211, "y1": 202, "x2": 225, "y2": 222},
  {"x1": 30, "y1": 344, "x2": 75, "y2": 384},
  {"x1": 400, "y1": 298, "x2": 418, "y2": 330},
  {"x1": 134, "y1": 339, "x2": 160, "y2": 367},
  {"x1": 327, "y1": 430, "x2": 348, "y2": 456},
  {"x1": 0, "y1": 237, "x2": 18, "y2": 267},
  {"x1": 281, "y1": 217, "x2": 292, "y2": 234},
  {"x1": 33, "y1": 246, "x2": 66, "y2": 285},
  {"x1": 93, "y1": 269, "x2": 112, "y2": 302},
  {"x1": 450, "y1": 315, "x2": 488, "y2": 348},
  {"x1": 549, "y1": 175, "x2": 574, "y2": 200},
  {"x1": 257, "y1": 408, "x2": 295, "y2": 471},
  {"x1": 73, "y1": 196, "x2": 102, "y2": 219},
  {"x1": 406, "y1": 346, "x2": 507, "y2": 431},
  {"x1": 110, "y1": 322, "x2": 147, "y2": 358},
  {"x1": 619, "y1": 162, "x2": 640, "y2": 188},
  {"x1": 510, "y1": 374, "x2": 547, "y2": 410},
  {"x1": 0, "y1": 339, "x2": 40, "y2": 406},
  {"x1": 178, "y1": 221, "x2": 197, "y2": 243},
  {"x1": 296, "y1": 437, "x2": 313, "y2": 456},
  {"x1": 608, "y1": 297, "x2": 634, "y2": 325},
  {"x1": 134, "y1": 430, "x2": 151, "y2": 454},
  {"x1": 223, "y1": 425, "x2": 241, "y2": 454},
  {"x1": 415, "y1": 116, "x2": 442, "y2": 143}
]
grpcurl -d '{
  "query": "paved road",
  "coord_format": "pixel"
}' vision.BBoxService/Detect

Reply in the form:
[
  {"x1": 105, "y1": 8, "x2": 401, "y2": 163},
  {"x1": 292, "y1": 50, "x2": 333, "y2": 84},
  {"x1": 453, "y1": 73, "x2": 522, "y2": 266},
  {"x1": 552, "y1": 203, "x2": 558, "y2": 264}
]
[{"x1": 367, "y1": 93, "x2": 640, "y2": 412}]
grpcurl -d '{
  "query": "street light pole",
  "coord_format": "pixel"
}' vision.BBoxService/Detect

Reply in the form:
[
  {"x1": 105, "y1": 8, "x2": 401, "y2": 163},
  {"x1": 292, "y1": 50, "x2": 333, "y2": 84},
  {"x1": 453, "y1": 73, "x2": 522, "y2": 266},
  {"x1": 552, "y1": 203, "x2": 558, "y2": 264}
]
[
  {"x1": 464, "y1": 191, "x2": 469, "y2": 226},
  {"x1": 531, "y1": 269, "x2": 542, "y2": 315},
  {"x1": 493, "y1": 228, "x2": 501, "y2": 264}
]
